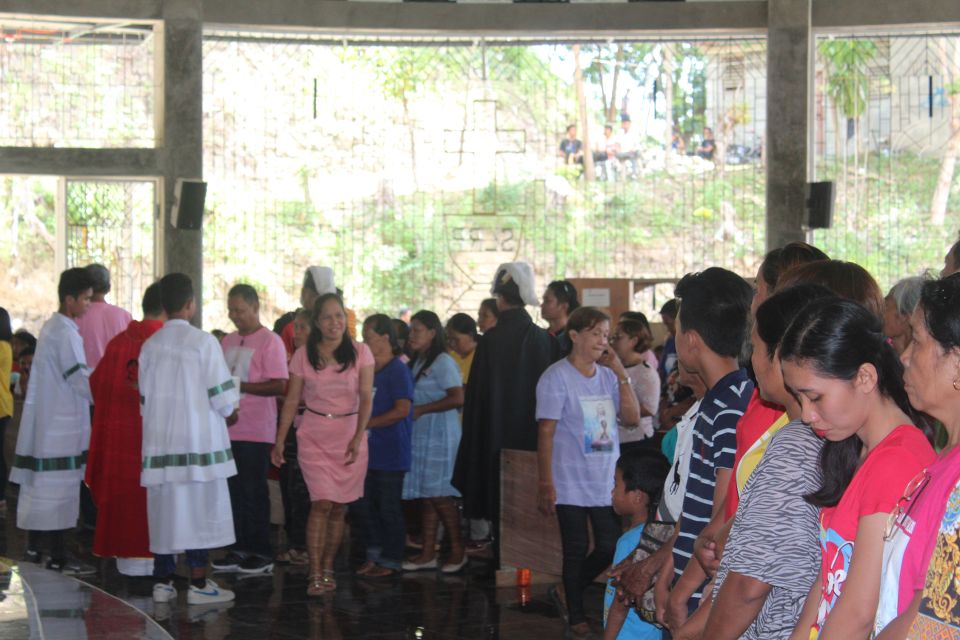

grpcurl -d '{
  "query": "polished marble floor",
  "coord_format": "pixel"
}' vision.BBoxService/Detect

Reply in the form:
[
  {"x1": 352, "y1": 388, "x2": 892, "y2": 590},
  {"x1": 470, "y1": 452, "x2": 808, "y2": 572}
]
[{"x1": 0, "y1": 503, "x2": 602, "y2": 640}]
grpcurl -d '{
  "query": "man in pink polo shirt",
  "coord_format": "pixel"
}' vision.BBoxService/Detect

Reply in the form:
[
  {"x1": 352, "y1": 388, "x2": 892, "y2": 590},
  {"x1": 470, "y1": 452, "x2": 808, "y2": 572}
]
[
  {"x1": 213, "y1": 284, "x2": 288, "y2": 575},
  {"x1": 75, "y1": 264, "x2": 133, "y2": 371}
]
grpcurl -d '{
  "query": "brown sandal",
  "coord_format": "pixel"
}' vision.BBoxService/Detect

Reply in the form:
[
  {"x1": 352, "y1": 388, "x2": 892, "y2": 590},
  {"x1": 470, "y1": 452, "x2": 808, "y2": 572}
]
[
  {"x1": 307, "y1": 574, "x2": 326, "y2": 596},
  {"x1": 321, "y1": 569, "x2": 337, "y2": 591}
]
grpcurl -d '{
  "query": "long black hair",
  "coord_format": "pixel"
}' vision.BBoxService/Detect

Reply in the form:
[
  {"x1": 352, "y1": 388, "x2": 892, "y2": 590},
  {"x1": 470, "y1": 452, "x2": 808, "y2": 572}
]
[
  {"x1": 409, "y1": 310, "x2": 446, "y2": 381},
  {"x1": 0, "y1": 307, "x2": 11, "y2": 342},
  {"x1": 779, "y1": 297, "x2": 917, "y2": 508},
  {"x1": 364, "y1": 314, "x2": 402, "y2": 357},
  {"x1": 306, "y1": 293, "x2": 357, "y2": 373}
]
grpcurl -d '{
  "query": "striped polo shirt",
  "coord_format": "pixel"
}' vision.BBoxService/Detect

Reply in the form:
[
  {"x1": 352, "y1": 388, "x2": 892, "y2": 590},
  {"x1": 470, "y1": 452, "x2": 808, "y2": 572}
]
[{"x1": 672, "y1": 368, "x2": 753, "y2": 612}]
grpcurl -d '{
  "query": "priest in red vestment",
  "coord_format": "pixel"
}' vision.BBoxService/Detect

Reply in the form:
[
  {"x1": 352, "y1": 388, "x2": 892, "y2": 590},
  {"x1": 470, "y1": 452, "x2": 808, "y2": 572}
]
[{"x1": 85, "y1": 282, "x2": 165, "y2": 576}]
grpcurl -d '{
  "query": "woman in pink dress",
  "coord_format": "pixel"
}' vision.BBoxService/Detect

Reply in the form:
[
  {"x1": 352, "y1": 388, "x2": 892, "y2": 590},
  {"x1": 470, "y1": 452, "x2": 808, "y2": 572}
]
[{"x1": 273, "y1": 294, "x2": 374, "y2": 595}]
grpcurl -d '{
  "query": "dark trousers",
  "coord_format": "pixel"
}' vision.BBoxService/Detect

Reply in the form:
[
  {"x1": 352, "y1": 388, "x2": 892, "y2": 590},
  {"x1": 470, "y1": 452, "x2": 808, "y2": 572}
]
[
  {"x1": 27, "y1": 529, "x2": 65, "y2": 561},
  {"x1": 352, "y1": 470, "x2": 406, "y2": 569},
  {"x1": 0, "y1": 416, "x2": 8, "y2": 500},
  {"x1": 279, "y1": 428, "x2": 310, "y2": 549},
  {"x1": 555, "y1": 504, "x2": 621, "y2": 627},
  {"x1": 154, "y1": 549, "x2": 209, "y2": 579},
  {"x1": 227, "y1": 441, "x2": 273, "y2": 558}
]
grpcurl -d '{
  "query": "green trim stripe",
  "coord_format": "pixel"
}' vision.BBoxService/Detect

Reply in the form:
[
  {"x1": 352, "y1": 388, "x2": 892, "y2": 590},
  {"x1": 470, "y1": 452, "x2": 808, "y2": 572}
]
[
  {"x1": 142, "y1": 448, "x2": 234, "y2": 470},
  {"x1": 207, "y1": 378, "x2": 236, "y2": 399},
  {"x1": 62, "y1": 363, "x2": 88, "y2": 380},
  {"x1": 14, "y1": 451, "x2": 88, "y2": 472}
]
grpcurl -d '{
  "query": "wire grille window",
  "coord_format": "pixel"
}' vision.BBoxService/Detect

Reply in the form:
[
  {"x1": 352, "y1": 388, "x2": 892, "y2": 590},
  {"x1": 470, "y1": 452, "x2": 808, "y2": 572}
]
[
  {"x1": 64, "y1": 180, "x2": 156, "y2": 316},
  {"x1": 812, "y1": 32, "x2": 960, "y2": 289},
  {"x1": 202, "y1": 33, "x2": 768, "y2": 328},
  {"x1": 0, "y1": 19, "x2": 156, "y2": 148},
  {"x1": 0, "y1": 175, "x2": 59, "y2": 331}
]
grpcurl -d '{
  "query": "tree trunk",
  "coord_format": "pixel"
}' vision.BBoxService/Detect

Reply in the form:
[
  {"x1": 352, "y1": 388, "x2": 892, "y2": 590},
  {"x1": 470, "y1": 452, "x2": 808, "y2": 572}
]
[
  {"x1": 931, "y1": 38, "x2": 960, "y2": 226},
  {"x1": 663, "y1": 44, "x2": 675, "y2": 174},
  {"x1": 608, "y1": 45, "x2": 624, "y2": 124},
  {"x1": 574, "y1": 45, "x2": 595, "y2": 181}
]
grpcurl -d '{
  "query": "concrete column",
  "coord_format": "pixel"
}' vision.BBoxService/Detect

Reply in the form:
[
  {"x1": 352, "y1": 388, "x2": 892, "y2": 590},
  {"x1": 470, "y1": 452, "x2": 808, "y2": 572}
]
[
  {"x1": 766, "y1": 0, "x2": 811, "y2": 251},
  {"x1": 159, "y1": 0, "x2": 205, "y2": 324}
]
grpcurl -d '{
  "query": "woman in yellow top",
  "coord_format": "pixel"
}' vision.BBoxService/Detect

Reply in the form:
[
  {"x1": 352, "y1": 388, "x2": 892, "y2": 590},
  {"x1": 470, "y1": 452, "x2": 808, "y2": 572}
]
[
  {"x1": 445, "y1": 313, "x2": 478, "y2": 386},
  {"x1": 0, "y1": 308, "x2": 14, "y2": 511}
]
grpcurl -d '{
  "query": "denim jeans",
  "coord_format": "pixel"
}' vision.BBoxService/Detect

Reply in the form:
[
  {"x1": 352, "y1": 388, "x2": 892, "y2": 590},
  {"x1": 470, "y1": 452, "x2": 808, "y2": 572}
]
[
  {"x1": 555, "y1": 504, "x2": 621, "y2": 626},
  {"x1": 352, "y1": 470, "x2": 406, "y2": 569},
  {"x1": 154, "y1": 549, "x2": 209, "y2": 578},
  {"x1": 227, "y1": 441, "x2": 273, "y2": 558}
]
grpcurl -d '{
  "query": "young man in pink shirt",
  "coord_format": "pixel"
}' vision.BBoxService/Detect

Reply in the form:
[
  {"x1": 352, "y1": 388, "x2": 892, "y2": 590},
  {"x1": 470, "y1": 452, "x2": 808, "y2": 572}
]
[
  {"x1": 75, "y1": 264, "x2": 133, "y2": 370},
  {"x1": 213, "y1": 284, "x2": 289, "y2": 574}
]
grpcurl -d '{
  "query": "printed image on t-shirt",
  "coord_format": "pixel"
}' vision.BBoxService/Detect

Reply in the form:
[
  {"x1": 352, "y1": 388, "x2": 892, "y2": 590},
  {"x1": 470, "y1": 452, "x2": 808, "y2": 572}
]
[
  {"x1": 815, "y1": 523, "x2": 855, "y2": 634},
  {"x1": 580, "y1": 395, "x2": 617, "y2": 454},
  {"x1": 913, "y1": 481, "x2": 960, "y2": 638}
]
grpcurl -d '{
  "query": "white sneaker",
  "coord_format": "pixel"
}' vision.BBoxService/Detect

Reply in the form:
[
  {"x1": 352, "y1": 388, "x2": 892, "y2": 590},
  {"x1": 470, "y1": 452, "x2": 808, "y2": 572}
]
[
  {"x1": 153, "y1": 582, "x2": 177, "y2": 603},
  {"x1": 187, "y1": 579, "x2": 235, "y2": 605}
]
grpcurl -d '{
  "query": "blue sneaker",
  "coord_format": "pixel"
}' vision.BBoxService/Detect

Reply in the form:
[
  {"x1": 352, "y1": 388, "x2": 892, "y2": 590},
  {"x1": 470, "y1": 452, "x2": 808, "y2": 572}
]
[{"x1": 187, "y1": 579, "x2": 235, "y2": 605}]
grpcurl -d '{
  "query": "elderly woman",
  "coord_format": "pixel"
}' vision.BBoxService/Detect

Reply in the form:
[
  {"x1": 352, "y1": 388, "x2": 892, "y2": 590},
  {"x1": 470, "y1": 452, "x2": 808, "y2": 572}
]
[
  {"x1": 883, "y1": 275, "x2": 930, "y2": 356},
  {"x1": 875, "y1": 273, "x2": 960, "y2": 638}
]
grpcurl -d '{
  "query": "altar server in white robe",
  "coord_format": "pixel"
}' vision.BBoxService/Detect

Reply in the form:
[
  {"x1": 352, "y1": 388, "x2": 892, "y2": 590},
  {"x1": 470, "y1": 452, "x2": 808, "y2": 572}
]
[
  {"x1": 10, "y1": 268, "x2": 96, "y2": 575},
  {"x1": 140, "y1": 273, "x2": 238, "y2": 605}
]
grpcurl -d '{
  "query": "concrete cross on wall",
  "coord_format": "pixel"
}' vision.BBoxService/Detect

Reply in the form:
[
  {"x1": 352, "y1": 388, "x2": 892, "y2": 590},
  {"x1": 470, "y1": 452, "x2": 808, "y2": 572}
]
[{"x1": 444, "y1": 99, "x2": 526, "y2": 214}]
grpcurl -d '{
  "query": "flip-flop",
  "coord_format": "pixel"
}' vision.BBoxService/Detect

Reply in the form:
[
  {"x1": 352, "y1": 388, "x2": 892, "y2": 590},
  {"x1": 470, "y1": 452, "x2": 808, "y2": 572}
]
[{"x1": 364, "y1": 565, "x2": 399, "y2": 578}]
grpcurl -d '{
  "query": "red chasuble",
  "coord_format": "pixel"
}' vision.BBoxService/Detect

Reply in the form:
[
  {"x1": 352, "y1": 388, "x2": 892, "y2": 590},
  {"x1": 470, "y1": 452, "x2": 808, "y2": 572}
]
[{"x1": 86, "y1": 319, "x2": 163, "y2": 558}]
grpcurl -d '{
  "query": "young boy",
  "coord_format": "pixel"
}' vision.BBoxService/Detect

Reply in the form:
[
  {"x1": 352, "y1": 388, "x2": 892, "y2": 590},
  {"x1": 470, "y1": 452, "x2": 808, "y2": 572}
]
[
  {"x1": 140, "y1": 273, "x2": 238, "y2": 605},
  {"x1": 11, "y1": 267, "x2": 96, "y2": 574},
  {"x1": 605, "y1": 450, "x2": 671, "y2": 640}
]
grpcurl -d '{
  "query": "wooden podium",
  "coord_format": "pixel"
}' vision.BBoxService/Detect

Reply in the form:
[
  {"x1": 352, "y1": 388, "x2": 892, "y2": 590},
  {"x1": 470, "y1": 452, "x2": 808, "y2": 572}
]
[{"x1": 498, "y1": 449, "x2": 563, "y2": 584}]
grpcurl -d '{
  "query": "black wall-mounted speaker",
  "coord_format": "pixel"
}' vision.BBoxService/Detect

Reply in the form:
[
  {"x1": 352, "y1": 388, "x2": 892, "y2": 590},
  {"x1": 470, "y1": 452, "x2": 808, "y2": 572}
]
[
  {"x1": 171, "y1": 179, "x2": 207, "y2": 230},
  {"x1": 805, "y1": 181, "x2": 834, "y2": 229}
]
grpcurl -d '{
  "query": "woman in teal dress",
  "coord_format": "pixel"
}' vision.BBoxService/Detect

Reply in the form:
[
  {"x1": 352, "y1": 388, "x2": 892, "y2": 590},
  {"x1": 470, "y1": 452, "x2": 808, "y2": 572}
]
[{"x1": 401, "y1": 310, "x2": 466, "y2": 574}]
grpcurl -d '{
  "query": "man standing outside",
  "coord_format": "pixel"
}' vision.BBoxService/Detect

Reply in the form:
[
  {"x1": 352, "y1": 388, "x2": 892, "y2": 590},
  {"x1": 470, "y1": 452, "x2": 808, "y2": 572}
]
[
  {"x1": 213, "y1": 284, "x2": 288, "y2": 574},
  {"x1": 11, "y1": 268, "x2": 96, "y2": 574}
]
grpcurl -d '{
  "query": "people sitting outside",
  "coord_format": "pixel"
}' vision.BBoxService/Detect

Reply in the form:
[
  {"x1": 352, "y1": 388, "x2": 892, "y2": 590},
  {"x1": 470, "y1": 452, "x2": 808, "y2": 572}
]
[
  {"x1": 559, "y1": 124, "x2": 584, "y2": 166},
  {"x1": 536, "y1": 306, "x2": 640, "y2": 637},
  {"x1": 401, "y1": 311, "x2": 466, "y2": 574},
  {"x1": 670, "y1": 127, "x2": 686, "y2": 155},
  {"x1": 696, "y1": 127, "x2": 716, "y2": 161},
  {"x1": 594, "y1": 124, "x2": 620, "y2": 181},
  {"x1": 615, "y1": 115, "x2": 641, "y2": 178}
]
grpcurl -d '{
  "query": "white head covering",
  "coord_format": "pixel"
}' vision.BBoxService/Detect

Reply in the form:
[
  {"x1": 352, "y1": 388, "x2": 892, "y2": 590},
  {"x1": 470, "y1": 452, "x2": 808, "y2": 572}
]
[
  {"x1": 304, "y1": 266, "x2": 336, "y2": 296},
  {"x1": 491, "y1": 262, "x2": 538, "y2": 306}
]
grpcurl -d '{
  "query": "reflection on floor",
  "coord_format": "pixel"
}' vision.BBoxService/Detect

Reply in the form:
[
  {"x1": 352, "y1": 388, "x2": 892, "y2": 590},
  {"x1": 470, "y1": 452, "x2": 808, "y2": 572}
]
[{"x1": 0, "y1": 509, "x2": 600, "y2": 639}]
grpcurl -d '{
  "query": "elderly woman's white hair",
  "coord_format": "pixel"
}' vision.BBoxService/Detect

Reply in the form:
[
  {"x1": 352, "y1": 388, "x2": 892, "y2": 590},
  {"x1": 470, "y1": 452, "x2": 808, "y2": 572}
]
[{"x1": 887, "y1": 272, "x2": 933, "y2": 317}]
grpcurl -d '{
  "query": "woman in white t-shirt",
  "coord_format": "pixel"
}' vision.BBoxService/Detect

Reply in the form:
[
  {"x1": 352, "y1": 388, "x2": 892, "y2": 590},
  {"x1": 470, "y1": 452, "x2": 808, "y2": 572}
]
[
  {"x1": 536, "y1": 306, "x2": 640, "y2": 637},
  {"x1": 610, "y1": 317, "x2": 661, "y2": 454}
]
